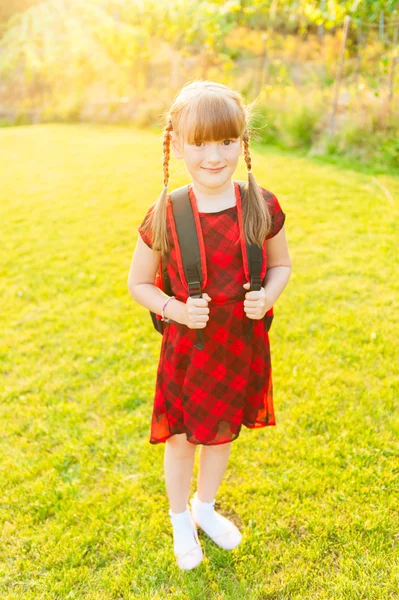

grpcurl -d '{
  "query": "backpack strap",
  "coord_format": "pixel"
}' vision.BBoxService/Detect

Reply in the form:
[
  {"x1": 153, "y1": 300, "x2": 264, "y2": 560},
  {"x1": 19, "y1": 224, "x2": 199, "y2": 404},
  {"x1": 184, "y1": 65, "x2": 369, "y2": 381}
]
[
  {"x1": 236, "y1": 180, "x2": 274, "y2": 341},
  {"x1": 236, "y1": 180, "x2": 265, "y2": 289},
  {"x1": 168, "y1": 185, "x2": 207, "y2": 351}
]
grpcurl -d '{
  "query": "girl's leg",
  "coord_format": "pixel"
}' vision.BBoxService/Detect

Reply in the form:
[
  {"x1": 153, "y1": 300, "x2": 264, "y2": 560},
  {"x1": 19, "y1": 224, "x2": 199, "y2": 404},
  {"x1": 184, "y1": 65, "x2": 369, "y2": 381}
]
[
  {"x1": 164, "y1": 433, "x2": 197, "y2": 513},
  {"x1": 196, "y1": 442, "x2": 232, "y2": 502},
  {"x1": 191, "y1": 441, "x2": 242, "y2": 550},
  {"x1": 164, "y1": 434, "x2": 203, "y2": 570}
]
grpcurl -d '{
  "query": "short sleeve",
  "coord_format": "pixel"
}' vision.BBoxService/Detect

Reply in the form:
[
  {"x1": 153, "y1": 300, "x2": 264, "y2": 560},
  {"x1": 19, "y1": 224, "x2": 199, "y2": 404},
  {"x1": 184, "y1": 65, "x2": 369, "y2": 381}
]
[
  {"x1": 262, "y1": 188, "x2": 286, "y2": 240},
  {"x1": 137, "y1": 203, "x2": 156, "y2": 249}
]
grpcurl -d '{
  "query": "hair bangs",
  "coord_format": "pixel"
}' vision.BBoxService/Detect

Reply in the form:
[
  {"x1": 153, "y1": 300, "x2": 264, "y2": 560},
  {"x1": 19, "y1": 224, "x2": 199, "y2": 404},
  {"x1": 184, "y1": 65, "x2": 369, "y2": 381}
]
[{"x1": 180, "y1": 94, "x2": 245, "y2": 145}]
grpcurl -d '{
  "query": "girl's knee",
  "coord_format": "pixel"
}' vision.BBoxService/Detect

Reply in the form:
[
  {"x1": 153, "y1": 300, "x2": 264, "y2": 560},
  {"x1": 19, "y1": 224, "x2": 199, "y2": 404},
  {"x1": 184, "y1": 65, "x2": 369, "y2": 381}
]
[{"x1": 166, "y1": 433, "x2": 197, "y2": 458}]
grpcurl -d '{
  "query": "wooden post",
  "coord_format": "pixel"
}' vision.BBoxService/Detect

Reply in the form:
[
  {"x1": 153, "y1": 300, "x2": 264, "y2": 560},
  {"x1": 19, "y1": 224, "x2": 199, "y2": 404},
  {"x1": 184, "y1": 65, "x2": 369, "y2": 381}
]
[
  {"x1": 379, "y1": 10, "x2": 385, "y2": 43},
  {"x1": 317, "y1": 0, "x2": 326, "y2": 40},
  {"x1": 353, "y1": 22, "x2": 364, "y2": 88},
  {"x1": 256, "y1": 33, "x2": 268, "y2": 96},
  {"x1": 317, "y1": 0, "x2": 326, "y2": 77},
  {"x1": 387, "y1": 20, "x2": 399, "y2": 106},
  {"x1": 329, "y1": 15, "x2": 351, "y2": 136}
]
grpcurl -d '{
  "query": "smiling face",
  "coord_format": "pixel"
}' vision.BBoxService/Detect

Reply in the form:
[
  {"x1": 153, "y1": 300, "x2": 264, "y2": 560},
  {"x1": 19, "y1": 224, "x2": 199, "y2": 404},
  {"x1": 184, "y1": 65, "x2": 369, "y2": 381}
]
[
  {"x1": 170, "y1": 133, "x2": 242, "y2": 192},
  {"x1": 168, "y1": 87, "x2": 247, "y2": 195}
]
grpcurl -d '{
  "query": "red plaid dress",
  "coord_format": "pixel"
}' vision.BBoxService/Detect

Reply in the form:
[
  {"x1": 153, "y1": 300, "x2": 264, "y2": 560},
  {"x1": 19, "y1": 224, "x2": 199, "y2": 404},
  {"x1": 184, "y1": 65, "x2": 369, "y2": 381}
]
[{"x1": 138, "y1": 181, "x2": 286, "y2": 445}]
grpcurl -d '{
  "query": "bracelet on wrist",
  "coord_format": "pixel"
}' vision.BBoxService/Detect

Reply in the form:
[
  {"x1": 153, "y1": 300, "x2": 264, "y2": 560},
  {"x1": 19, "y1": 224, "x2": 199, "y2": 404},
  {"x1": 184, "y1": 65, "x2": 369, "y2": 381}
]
[{"x1": 161, "y1": 296, "x2": 176, "y2": 322}]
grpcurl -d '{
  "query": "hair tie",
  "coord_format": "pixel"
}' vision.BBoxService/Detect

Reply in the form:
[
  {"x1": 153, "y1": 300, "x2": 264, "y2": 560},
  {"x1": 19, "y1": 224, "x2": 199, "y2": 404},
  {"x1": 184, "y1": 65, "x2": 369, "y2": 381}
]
[
  {"x1": 247, "y1": 169, "x2": 252, "y2": 174},
  {"x1": 163, "y1": 184, "x2": 168, "y2": 190}
]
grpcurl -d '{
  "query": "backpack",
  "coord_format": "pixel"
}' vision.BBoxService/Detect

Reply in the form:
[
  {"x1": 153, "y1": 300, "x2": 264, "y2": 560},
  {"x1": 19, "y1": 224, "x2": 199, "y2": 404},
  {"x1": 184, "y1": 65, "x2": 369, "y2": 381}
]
[{"x1": 149, "y1": 180, "x2": 274, "y2": 351}]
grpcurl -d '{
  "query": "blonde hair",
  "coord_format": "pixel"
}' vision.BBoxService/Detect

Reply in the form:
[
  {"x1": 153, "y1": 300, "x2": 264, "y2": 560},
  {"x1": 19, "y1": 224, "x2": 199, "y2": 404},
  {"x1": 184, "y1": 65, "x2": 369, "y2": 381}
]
[{"x1": 141, "y1": 79, "x2": 273, "y2": 255}]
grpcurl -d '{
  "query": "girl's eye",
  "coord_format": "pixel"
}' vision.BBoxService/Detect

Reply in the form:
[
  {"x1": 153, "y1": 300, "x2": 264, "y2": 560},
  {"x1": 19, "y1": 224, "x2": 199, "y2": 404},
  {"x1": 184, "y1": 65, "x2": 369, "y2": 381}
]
[{"x1": 194, "y1": 140, "x2": 235, "y2": 147}]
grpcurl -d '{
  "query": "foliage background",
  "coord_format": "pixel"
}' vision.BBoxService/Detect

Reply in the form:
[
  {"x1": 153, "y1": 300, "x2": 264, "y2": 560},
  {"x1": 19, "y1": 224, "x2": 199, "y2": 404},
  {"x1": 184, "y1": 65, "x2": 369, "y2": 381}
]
[{"x1": 0, "y1": 0, "x2": 398, "y2": 169}]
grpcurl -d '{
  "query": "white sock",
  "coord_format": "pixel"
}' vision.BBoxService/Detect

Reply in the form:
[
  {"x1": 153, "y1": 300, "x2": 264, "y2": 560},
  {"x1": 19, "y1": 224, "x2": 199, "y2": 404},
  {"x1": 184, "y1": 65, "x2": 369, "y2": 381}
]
[
  {"x1": 190, "y1": 492, "x2": 234, "y2": 537},
  {"x1": 168, "y1": 506, "x2": 199, "y2": 555}
]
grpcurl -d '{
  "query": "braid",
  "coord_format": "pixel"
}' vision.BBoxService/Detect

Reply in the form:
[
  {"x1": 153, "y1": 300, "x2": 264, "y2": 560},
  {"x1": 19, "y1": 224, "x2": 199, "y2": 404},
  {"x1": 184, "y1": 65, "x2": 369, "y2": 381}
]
[
  {"x1": 150, "y1": 118, "x2": 174, "y2": 254},
  {"x1": 242, "y1": 128, "x2": 252, "y2": 173},
  {"x1": 162, "y1": 119, "x2": 173, "y2": 189},
  {"x1": 240, "y1": 125, "x2": 272, "y2": 246}
]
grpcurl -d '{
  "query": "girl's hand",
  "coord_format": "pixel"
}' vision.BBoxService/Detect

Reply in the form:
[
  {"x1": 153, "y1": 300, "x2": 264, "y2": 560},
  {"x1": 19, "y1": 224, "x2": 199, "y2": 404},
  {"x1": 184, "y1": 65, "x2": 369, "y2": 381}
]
[
  {"x1": 184, "y1": 293, "x2": 212, "y2": 329},
  {"x1": 243, "y1": 282, "x2": 271, "y2": 319}
]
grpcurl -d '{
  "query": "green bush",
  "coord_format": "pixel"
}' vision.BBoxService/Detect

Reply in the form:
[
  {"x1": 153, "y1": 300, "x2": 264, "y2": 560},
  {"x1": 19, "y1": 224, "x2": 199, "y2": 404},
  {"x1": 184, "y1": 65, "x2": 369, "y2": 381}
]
[
  {"x1": 282, "y1": 105, "x2": 321, "y2": 148},
  {"x1": 250, "y1": 104, "x2": 281, "y2": 145}
]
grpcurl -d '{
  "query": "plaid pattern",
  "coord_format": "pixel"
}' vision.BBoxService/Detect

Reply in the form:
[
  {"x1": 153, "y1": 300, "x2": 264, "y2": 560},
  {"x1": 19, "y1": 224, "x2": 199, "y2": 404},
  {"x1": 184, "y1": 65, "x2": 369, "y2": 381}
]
[{"x1": 138, "y1": 181, "x2": 286, "y2": 445}]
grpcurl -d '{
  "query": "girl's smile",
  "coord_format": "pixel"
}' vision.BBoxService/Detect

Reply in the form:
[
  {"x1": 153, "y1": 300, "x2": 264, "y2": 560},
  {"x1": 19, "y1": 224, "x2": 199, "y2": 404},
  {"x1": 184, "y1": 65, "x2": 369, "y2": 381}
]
[{"x1": 201, "y1": 166, "x2": 226, "y2": 173}]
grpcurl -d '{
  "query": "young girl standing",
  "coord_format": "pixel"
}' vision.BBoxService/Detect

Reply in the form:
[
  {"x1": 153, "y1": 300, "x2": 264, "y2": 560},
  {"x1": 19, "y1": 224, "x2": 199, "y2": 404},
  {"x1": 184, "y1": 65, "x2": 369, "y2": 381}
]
[{"x1": 128, "y1": 80, "x2": 292, "y2": 570}]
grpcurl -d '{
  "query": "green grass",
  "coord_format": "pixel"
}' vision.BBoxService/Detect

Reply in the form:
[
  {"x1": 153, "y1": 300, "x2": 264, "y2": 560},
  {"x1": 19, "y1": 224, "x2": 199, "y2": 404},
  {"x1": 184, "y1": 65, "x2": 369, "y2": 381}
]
[{"x1": 1, "y1": 123, "x2": 399, "y2": 599}]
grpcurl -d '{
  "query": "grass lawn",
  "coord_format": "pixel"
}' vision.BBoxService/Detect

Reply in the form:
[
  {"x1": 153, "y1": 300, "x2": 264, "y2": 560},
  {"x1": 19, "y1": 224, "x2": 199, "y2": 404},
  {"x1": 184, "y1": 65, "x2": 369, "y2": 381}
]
[{"x1": 1, "y1": 123, "x2": 398, "y2": 599}]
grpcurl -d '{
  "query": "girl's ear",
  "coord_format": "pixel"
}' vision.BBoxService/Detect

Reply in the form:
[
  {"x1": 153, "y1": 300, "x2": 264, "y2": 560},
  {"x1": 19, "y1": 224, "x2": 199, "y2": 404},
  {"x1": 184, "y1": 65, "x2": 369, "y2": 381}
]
[{"x1": 170, "y1": 131, "x2": 184, "y2": 159}]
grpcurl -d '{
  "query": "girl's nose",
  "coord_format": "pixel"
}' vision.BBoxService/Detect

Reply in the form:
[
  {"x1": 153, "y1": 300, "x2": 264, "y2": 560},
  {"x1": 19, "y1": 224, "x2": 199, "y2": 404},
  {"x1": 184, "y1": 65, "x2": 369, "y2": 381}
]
[{"x1": 206, "y1": 147, "x2": 222, "y2": 162}]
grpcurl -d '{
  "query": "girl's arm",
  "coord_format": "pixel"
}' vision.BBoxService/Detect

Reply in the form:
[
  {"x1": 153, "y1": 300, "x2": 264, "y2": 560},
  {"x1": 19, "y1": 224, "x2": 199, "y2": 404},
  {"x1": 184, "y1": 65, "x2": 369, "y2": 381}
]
[
  {"x1": 263, "y1": 225, "x2": 292, "y2": 306},
  {"x1": 128, "y1": 235, "x2": 187, "y2": 324}
]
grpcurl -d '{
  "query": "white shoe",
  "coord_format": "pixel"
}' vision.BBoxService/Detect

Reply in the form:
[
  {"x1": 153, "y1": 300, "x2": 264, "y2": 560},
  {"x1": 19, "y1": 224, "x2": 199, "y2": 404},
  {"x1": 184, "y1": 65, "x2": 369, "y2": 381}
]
[
  {"x1": 168, "y1": 506, "x2": 203, "y2": 570},
  {"x1": 190, "y1": 491, "x2": 242, "y2": 550}
]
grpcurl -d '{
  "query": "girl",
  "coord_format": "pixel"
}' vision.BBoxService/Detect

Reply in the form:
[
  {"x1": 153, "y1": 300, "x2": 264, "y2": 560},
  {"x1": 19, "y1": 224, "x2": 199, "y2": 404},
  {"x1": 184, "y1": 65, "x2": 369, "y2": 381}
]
[{"x1": 128, "y1": 80, "x2": 292, "y2": 570}]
